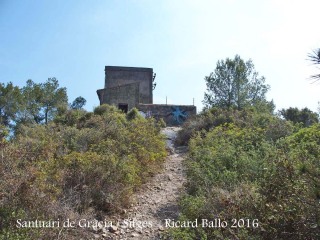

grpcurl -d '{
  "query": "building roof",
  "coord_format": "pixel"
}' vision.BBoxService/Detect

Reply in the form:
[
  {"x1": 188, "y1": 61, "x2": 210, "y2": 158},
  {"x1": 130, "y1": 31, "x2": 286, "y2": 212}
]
[{"x1": 105, "y1": 66, "x2": 153, "y2": 72}]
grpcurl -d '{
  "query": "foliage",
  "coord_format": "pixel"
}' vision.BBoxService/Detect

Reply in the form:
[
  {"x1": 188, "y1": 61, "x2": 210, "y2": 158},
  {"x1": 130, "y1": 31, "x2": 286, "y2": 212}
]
[
  {"x1": 0, "y1": 79, "x2": 94, "y2": 140},
  {"x1": 70, "y1": 96, "x2": 86, "y2": 110},
  {"x1": 93, "y1": 104, "x2": 120, "y2": 116},
  {"x1": 176, "y1": 107, "x2": 294, "y2": 146},
  {"x1": 280, "y1": 107, "x2": 319, "y2": 127},
  {"x1": 203, "y1": 55, "x2": 270, "y2": 110},
  {"x1": 0, "y1": 124, "x2": 9, "y2": 141},
  {"x1": 158, "y1": 118, "x2": 167, "y2": 128},
  {"x1": 172, "y1": 109, "x2": 319, "y2": 239},
  {"x1": 285, "y1": 124, "x2": 320, "y2": 199},
  {"x1": 53, "y1": 108, "x2": 88, "y2": 127},
  {"x1": 0, "y1": 104, "x2": 167, "y2": 239},
  {"x1": 0, "y1": 82, "x2": 22, "y2": 127},
  {"x1": 307, "y1": 48, "x2": 320, "y2": 81},
  {"x1": 25, "y1": 78, "x2": 68, "y2": 124},
  {"x1": 0, "y1": 78, "x2": 68, "y2": 135},
  {"x1": 126, "y1": 107, "x2": 142, "y2": 121}
]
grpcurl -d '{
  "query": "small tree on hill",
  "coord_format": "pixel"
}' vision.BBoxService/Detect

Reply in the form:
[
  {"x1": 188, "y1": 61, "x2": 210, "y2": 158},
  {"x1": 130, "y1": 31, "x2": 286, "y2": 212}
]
[
  {"x1": 0, "y1": 82, "x2": 21, "y2": 127},
  {"x1": 280, "y1": 107, "x2": 319, "y2": 127},
  {"x1": 19, "y1": 78, "x2": 68, "y2": 124},
  {"x1": 203, "y1": 55, "x2": 270, "y2": 110},
  {"x1": 71, "y1": 96, "x2": 86, "y2": 110}
]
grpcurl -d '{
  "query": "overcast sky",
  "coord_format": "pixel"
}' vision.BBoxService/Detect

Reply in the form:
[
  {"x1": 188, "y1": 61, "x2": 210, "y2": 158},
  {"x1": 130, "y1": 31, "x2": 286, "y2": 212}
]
[{"x1": 1, "y1": 0, "x2": 319, "y2": 112}]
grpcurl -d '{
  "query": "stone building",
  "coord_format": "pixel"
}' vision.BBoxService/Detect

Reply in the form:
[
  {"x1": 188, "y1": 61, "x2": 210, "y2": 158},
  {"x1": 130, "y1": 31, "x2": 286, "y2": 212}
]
[
  {"x1": 97, "y1": 66, "x2": 153, "y2": 112},
  {"x1": 97, "y1": 66, "x2": 196, "y2": 125}
]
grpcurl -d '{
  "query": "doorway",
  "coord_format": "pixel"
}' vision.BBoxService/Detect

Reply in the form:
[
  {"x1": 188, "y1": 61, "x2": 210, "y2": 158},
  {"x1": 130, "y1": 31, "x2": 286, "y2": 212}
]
[{"x1": 118, "y1": 103, "x2": 128, "y2": 113}]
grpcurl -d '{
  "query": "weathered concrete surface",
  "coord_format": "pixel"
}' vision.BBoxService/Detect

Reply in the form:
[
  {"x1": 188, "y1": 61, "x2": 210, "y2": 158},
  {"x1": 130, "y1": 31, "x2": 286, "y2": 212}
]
[
  {"x1": 105, "y1": 66, "x2": 153, "y2": 104},
  {"x1": 97, "y1": 82, "x2": 140, "y2": 110},
  {"x1": 97, "y1": 66, "x2": 196, "y2": 125},
  {"x1": 97, "y1": 66, "x2": 153, "y2": 107},
  {"x1": 138, "y1": 104, "x2": 196, "y2": 126}
]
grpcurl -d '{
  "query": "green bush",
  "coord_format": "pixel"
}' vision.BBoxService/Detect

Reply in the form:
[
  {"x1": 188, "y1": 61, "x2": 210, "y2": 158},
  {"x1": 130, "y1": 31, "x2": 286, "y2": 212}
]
[
  {"x1": 126, "y1": 107, "x2": 141, "y2": 121},
  {"x1": 171, "y1": 110, "x2": 319, "y2": 239},
  {"x1": 0, "y1": 106, "x2": 167, "y2": 239},
  {"x1": 176, "y1": 108, "x2": 294, "y2": 146},
  {"x1": 93, "y1": 104, "x2": 120, "y2": 116},
  {"x1": 186, "y1": 124, "x2": 270, "y2": 194}
]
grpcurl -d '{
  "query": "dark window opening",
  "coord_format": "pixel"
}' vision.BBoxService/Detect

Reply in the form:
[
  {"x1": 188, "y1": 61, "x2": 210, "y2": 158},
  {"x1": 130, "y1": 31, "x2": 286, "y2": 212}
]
[{"x1": 118, "y1": 103, "x2": 128, "y2": 113}]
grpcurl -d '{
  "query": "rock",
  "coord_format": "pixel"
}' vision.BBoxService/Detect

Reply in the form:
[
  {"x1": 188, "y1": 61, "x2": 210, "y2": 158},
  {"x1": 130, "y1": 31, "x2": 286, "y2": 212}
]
[
  {"x1": 92, "y1": 225, "x2": 103, "y2": 233},
  {"x1": 108, "y1": 225, "x2": 118, "y2": 233},
  {"x1": 93, "y1": 233, "x2": 100, "y2": 239},
  {"x1": 131, "y1": 232, "x2": 139, "y2": 237},
  {"x1": 159, "y1": 226, "x2": 165, "y2": 231},
  {"x1": 120, "y1": 223, "x2": 127, "y2": 229},
  {"x1": 176, "y1": 146, "x2": 188, "y2": 153},
  {"x1": 166, "y1": 147, "x2": 174, "y2": 155}
]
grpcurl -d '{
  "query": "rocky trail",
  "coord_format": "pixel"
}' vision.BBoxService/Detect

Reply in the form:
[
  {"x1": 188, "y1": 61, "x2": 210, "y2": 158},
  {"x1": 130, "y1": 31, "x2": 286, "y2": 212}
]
[{"x1": 93, "y1": 127, "x2": 187, "y2": 240}]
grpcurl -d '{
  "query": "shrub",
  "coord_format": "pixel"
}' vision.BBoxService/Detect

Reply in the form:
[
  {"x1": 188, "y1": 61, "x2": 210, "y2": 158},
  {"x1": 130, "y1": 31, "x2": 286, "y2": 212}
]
[
  {"x1": 0, "y1": 107, "x2": 167, "y2": 239},
  {"x1": 158, "y1": 118, "x2": 167, "y2": 128},
  {"x1": 126, "y1": 107, "x2": 141, "y2": 121},
  {"x1": 176, "y1": 108, "x2": 294, "y2": 146},
  {"x1": 171, "y1": 110, "x2": 319, "y2": 239},
  {"x1": 54, "y1": 108, "x2": 87, "y2": 126},
  {"x1": 93, "y1": 104, "x2": 120, "y2": 116},
  {"x1": 186, "y1": 123, "x2": 272, "y2": 193}
]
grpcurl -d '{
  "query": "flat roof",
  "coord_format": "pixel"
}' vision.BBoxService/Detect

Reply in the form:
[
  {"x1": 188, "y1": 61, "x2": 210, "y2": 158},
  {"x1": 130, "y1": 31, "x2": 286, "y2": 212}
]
[{"x1": 105, "y1": 66, "x2": 153, "y2": 72}]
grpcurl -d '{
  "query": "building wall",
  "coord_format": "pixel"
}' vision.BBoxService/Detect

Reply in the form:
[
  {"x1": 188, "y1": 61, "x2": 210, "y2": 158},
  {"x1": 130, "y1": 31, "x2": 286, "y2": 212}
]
[
  {"x1": 97, "y1": 66, "x2": 197, "y2": 125},
  {"x1": 105, "y1": 82, "x2": 140, "y2": 110},
  {"x1": 138, "y1": 104, "x2": 197, "y2": 126},
  {"x1": 104, "y1": 66, "x2": 153, "y2": 104},
  {"x1": 97, "y1": 82, "x2": 140, "y2": 110}
]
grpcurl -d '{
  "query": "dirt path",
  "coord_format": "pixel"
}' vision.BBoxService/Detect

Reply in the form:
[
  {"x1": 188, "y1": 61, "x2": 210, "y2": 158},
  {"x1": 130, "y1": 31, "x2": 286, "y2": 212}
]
[{"x1": 96, "y1": 127, "x2": 186, "y2": 239}]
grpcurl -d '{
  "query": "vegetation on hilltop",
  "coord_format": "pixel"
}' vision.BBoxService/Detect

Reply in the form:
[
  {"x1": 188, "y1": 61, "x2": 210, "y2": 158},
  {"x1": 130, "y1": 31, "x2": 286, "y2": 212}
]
[
  {"x1": 0, "y1": 78, "x2": 167, "y2": 239},
  {"x1": 172, "y1": 108, "x2": 319, "y2": 239},
  {"x1": 170, "y1": 55, "x2": 320, "y2": 239},
  {"x1": 2, "y1": 53, "x2": 320, "y2": 239},
  {"x1": 203, "y1": 55, "x2": 271, "y2": 110}
]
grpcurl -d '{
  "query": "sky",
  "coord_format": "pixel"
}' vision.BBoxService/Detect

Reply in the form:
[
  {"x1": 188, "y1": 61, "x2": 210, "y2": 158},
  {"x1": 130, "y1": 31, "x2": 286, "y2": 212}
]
[{"x1": 1, "y1": 0, "x2": 320, "y2": 113}]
